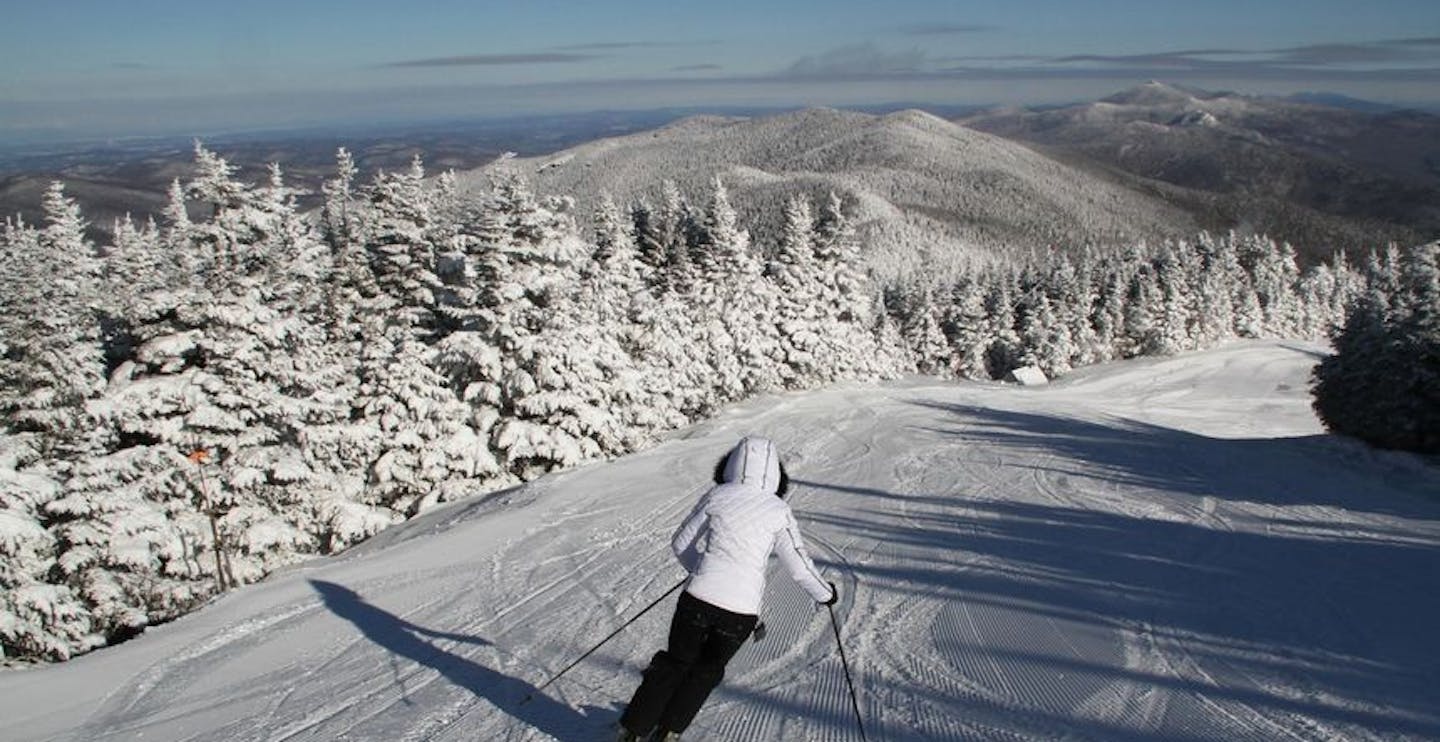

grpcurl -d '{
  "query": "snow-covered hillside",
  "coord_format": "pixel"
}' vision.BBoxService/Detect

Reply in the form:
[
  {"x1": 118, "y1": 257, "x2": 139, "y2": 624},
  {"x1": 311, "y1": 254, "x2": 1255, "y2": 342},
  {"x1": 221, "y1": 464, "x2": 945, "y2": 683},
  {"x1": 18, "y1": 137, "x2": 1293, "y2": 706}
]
[
  {"x1": 962, "y1": 82, "x2": 1440, "y2": 258},
  {"x1": 459, "y1": 107, "x2": 1199, "y2": 278},
  {"x1": 3, "y1": 341, "x2": 1437, "y2": 741}
]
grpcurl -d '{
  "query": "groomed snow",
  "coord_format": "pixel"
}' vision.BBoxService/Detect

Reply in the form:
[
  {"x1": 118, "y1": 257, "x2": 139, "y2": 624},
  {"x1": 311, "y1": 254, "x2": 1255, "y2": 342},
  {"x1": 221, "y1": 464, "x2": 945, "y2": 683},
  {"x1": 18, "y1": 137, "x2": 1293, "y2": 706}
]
[{"x1": 3, "y1": 341, "x2": 1438, "y2": 741}]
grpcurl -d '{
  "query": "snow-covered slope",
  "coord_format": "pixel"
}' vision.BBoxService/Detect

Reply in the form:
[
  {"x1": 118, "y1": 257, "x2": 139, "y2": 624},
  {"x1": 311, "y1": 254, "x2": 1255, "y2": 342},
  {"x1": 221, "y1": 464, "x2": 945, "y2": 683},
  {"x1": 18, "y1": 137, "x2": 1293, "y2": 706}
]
[
  {"x1": 459, "y1": 107, "x2": 1198, "y2": 278},
  {"x1": 4, "y1": 341, "x2": 1438, "y2": 741}
]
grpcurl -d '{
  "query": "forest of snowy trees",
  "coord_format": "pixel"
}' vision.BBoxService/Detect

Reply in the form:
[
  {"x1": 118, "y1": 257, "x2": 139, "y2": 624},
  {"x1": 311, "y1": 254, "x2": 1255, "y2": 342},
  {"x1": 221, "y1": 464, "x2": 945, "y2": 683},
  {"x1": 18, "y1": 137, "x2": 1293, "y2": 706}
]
[{"x1": 0, "y1": 142, "x2": 1410, "y2": 663}]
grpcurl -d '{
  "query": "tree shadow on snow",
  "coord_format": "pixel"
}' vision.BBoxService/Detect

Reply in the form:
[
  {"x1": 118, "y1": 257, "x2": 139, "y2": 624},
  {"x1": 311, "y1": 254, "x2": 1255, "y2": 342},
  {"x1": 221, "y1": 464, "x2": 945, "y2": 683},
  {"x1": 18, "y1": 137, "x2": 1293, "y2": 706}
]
[
  {"x1": 785, "y1": 403, "x2": 1440, "y2": 739},
  {"x1": 911, "y1": 401, "x2": 1440, "y2": 517},
  {"x1": 309, "y1": 580, "x2": 594, "y2": 738}
]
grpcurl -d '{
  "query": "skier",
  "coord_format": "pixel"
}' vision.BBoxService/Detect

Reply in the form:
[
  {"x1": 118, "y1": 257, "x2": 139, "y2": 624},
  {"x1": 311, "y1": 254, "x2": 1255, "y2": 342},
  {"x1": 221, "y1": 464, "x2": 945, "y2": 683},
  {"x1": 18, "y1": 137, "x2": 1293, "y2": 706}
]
[{"x1": 615, "y1": 436, "x2": 838, "y2": 742}]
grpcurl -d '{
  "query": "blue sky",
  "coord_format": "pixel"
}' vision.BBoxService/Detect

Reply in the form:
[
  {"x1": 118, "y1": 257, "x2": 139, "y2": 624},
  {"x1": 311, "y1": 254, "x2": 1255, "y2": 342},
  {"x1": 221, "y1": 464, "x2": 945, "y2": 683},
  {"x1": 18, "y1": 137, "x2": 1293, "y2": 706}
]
[{"x1": 3, "y1": 0, "x2": 1439, "y2": 141}]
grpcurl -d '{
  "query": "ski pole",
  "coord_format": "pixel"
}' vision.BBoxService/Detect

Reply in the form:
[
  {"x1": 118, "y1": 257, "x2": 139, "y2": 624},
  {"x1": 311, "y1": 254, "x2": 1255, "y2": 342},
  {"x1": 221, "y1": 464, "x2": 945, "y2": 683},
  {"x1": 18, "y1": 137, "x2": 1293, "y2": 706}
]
[
  {"x1": 828, "y1": 603, "x2": 868, "y2": 742},
  {"x1": 521, "y1": 578, "x2": 685, "y2": 705}
]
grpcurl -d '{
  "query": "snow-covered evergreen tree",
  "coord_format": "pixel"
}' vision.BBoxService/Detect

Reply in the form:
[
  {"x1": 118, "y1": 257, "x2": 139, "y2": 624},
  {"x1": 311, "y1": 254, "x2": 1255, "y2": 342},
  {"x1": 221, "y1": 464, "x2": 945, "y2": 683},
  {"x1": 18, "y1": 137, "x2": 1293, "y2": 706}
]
[
  {"x1": 900, "y1": 282, "x2": 950, "y2": 375},
  {"x1": 813, "y1": 192, "x2": 871, "y2": 325},
  {"x1": 0, "y1": 433, "x2": 99, "y2": 661},
  {"x1": 768, "y1": 196, "x2": 827, "y2": 386},
  {"x1": 1239, "y1": 235, "x2": 1302, "y2": 337},
  {"x1": 359, "y1": 156, "x2": 441, "y2": 337},
  {"x1": 321, "y1": 148, "x2": 359, "y2": 252},
  {"x1": 45, "y1": 442, "x2": 212, "y2": 644},
  {"x1": 1312, "y1": 287, "x2": 1396, "y2": 449},
  {"x1": 1296, "y1": 265, "x2": 1338, "y2": 340},
  {"x1": 633, "y1": 289, "x2": 718, "y2": 420},
  {"x1": 105, "y1": 214, "x2": 169, "y2": 318},
  {"x1": 983, "y1": 276, "x2": 1023, "y2": 377},
  {"x1": 1121, "y1": 265, "x2": 1162, "y2": 358},
  {"x1": 503, "y1": 283, "x2": 647, "y2": 473},
  {"x1": 186, "y1": 143, "x2": 271, "y2": 280},
  {"x1": 355, "y1": 333, "x2": 496, "y2": 512},
  {"x1": 1149, "y1": 245, "x2": 1195, "y2": 356},
  {"x1": 442, "y1": 171, "x2": 613, "y2": 478},
  {"x1": 871, "y1": 293, "x2": 915, "y2": 376},
  {"x1": 1396, "y1": 242, "x2": 1440, "y2": 448},
  {"x1": 95, "y1": 147, "x2": 347, "y2": 591},
  {"x1": 1092, "y1": 267, "x2": 1129, "y2": 363},
  {"x1": 1192, "y1": 236, "x2": 1238, "y2": 348},
  {"x1": 689, "y1": 177, "x2": 785, "y2": 396},
  {"x1": 1313, "y1": 242, "x2": 1437, "y2": 453},
  {"x1": 0, "y1": 184, "x2": 106, "y2": 458},
  {"x1": 1365, "y1": 246, "x2": 1405, "y2": 315},
  {"x1": 1018, "y1": 291, "x2": 1076, "y2": 376},
  {"x1": 1326, "y1": 249, "x2": 1366, "y2": 330},
  {"x1": 581, "y1": 202, "x2": 679, "y2": 435},
  {"x1": 944, "y1": 277, "x2": 993, "y2": 380},
  {"x1": 588, "y1": 193, "x2": 652, "y2": 327},
  {"x1": 1056, "y1": 254, "x2": 1103, "y2": 368},
  {"x1": 629, "y1": 199, "x2": 664, "y2": 279},
  {"x1": 811, "y1": 192, "x2": 886, "y2": 380},
  {"x1": 489, "y1": 193, "x2": 643, "y2": 474},
  {"x1": 657, "y1": 181, "x2": 698, "y2": 289}
]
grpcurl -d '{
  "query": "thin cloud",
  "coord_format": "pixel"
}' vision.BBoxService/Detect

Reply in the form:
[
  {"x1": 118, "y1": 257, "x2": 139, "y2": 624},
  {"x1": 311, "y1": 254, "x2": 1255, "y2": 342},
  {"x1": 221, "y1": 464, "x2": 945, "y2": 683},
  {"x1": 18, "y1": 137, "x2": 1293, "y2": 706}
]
[
  {"x1": 380, "y1": 36, "x2": 1440, "y2": 102},
  {"x1": 552, "y1": 41, "x2": 721, "y2": 51},
  {"x1": 783, "y1": 44, "x2": 928, "y2": 79},
  {"x1": 1053, "y1": 38, "x2": 1440, "y2": 70},
  {"x1": 1273, "y1": 38, "x2": 1440, "y2": 65},
  {"x1": 1380, "y1": 37, "x2": 1440, "y2": 47},
  {"x1": 898, "y1": 23, "x2": 996, "y2": 36},
  {"x1": 385, "y1": 53, "x2": 599, "y2": 68},
  {"x1": 555, "y1": 42, "x2": 670, "y2": 51},
  {"x1": 1051, "y1": 52, "x2": 1247, "y2": 69},
  {"x1": 936, "y1": 54, "x2": 1046, "y2": 63},
  {"x1": 946, "y1": 63, "x2": 1440, "y2": 83},
  {"x1": 1274, "y1": 43, "x2": 1416, "y2": 65}
]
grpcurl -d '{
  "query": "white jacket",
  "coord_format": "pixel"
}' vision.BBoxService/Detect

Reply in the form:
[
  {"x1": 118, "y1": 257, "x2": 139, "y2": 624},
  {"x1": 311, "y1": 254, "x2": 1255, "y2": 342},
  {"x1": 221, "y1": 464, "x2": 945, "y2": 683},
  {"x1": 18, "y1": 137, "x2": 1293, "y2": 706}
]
[{"x1": 672, "y1": 437, "x2": 834, "y2": 615}]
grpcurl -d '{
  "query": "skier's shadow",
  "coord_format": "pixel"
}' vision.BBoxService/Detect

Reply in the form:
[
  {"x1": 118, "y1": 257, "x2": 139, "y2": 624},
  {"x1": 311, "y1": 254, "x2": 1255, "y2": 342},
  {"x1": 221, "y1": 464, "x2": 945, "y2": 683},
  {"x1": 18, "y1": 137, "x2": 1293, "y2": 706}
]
[{"x1": 310, "y1": 579, "x2": 598, "y2": 738}]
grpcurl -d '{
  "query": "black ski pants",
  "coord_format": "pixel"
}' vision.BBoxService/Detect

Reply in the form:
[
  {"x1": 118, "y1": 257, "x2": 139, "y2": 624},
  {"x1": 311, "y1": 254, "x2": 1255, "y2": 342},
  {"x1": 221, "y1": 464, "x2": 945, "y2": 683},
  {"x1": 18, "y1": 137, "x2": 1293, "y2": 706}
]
[{"x1": 620, "y1": 591, "x2": 758, "y2": 736}]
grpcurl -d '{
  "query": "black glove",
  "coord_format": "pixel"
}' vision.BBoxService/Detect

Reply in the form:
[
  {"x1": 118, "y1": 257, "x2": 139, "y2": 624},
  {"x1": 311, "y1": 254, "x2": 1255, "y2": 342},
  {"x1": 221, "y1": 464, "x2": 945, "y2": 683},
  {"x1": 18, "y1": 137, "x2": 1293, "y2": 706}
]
[
  {"x1": 823, "y1": 582, "x2": 839, "y2": 606},
  {"x1": 752, "y1": 621, "x2": 767, "y2": 642}
]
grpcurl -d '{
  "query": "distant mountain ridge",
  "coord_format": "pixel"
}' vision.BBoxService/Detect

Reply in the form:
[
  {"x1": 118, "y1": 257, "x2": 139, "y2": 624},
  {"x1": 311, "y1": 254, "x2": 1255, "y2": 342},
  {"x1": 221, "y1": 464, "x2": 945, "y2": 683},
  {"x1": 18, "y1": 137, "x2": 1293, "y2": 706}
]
[
  {"x1": 460, "y1": 106, "x2": 1200, "y2": 278},
  {"x1": 8, "y1": 85, "x2": 1434, "y2": 270},
  {"x1": 962, "y1": 81, "x2": 1440, "y2": 259},
  {"x1": 1283, "y1": 92, "x2": 1405, "y2": 114},
  {"x1": 0, "y1": 112, "x2": 671, "y2": 244}
]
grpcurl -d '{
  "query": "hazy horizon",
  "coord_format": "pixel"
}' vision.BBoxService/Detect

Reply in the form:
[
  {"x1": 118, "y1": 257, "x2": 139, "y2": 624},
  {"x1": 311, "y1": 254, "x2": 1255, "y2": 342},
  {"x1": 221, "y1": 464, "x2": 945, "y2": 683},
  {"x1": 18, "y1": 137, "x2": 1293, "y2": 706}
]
[{"x1": 4, "y1": 0, "x2": 1440, "y2": 144}]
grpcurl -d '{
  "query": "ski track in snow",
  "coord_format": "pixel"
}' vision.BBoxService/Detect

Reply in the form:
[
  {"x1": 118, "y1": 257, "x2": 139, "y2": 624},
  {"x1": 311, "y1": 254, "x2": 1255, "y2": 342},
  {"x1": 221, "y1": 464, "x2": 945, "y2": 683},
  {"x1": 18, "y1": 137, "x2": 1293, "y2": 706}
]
[{"x1": 4, "y1": 341, "x2": 1440, "y2": 742}]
